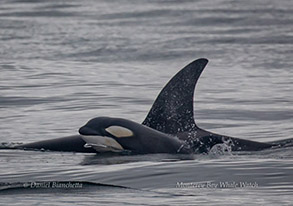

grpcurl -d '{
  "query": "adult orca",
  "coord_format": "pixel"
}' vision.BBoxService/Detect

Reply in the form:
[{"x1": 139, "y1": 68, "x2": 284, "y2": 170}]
[{"x1": 16, "y1": 58, "x2": 292, "y2": 154}]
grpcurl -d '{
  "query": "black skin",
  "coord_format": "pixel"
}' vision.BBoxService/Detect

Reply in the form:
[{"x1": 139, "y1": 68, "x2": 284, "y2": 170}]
[
  {"x1": 79, "y1": 117, "x2": 190, "y2": 154},
  {"x1": 19, "y1": 116, "x2": 274, "y2": 154},
  {"x1": 18, "y1": 135, "x2": 96, "y2": 153},
  {"x1": 16, "y1": 59, "x2": 292, "y2": 154},
  {"x1": 78, "y1": 117, "x2": 273, "y2": 154}
]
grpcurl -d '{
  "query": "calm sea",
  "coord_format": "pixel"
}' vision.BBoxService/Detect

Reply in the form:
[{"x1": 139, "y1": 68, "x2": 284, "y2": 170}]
[{"x1": 0, "y1": 0, "x2": 293, "y2": 205}]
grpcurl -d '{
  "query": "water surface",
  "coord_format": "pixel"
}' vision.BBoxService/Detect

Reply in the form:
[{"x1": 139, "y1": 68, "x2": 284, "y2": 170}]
[{"x1": 0, "y1": 0, "x2": 293, "y2": 205}]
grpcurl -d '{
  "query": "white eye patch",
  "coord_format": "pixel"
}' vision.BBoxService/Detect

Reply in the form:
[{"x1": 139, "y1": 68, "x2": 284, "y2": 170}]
[{"x1": 105, "y1": 126, "x2": 133, "y2": 138}]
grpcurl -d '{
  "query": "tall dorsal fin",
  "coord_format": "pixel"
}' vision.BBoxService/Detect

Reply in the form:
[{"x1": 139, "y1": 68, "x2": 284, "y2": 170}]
[{"x1": 142, "y1": 58, "x2": 208, "y2": 134}]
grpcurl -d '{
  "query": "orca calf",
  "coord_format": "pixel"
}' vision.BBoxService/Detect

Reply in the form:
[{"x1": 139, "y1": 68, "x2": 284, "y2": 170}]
[{"x1": 17, "y1": 59, "x2": 292, "y2": 154}]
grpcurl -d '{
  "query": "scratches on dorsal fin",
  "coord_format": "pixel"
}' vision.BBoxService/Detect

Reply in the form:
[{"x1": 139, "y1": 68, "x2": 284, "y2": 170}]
[{"x1": 142, "y1": 58, "x2": 208, "y2": 134}]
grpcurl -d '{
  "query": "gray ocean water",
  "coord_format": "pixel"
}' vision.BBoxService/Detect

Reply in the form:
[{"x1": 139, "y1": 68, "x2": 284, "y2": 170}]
[{"x1": 0, "y1": 0, "x2": 293, "y2": 205}]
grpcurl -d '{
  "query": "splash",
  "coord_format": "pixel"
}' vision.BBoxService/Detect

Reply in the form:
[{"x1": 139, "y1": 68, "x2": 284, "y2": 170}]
[
  {"x1": 177, "y1": 131, "x2": 198, "y2": 153},
  {"x1": 0, "y1": 142, "x2": 22, "y2": 149},
  {"x1": 208, "y1": 138, "x2": 233, "y2": 156}
]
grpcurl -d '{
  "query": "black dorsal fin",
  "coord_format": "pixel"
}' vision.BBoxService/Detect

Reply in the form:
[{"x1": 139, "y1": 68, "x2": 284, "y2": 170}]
[{"x1": 142, "y1": 58, "x2": 208, "y2": 134}]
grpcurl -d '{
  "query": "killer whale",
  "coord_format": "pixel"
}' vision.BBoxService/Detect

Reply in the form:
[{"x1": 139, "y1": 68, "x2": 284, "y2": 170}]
[
  {"x1": 79, "y1": 117, "x2": 191, "y2": 154},
  {"x1": 16, "y1": 58, "x2": 292, "y2": 154}
]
